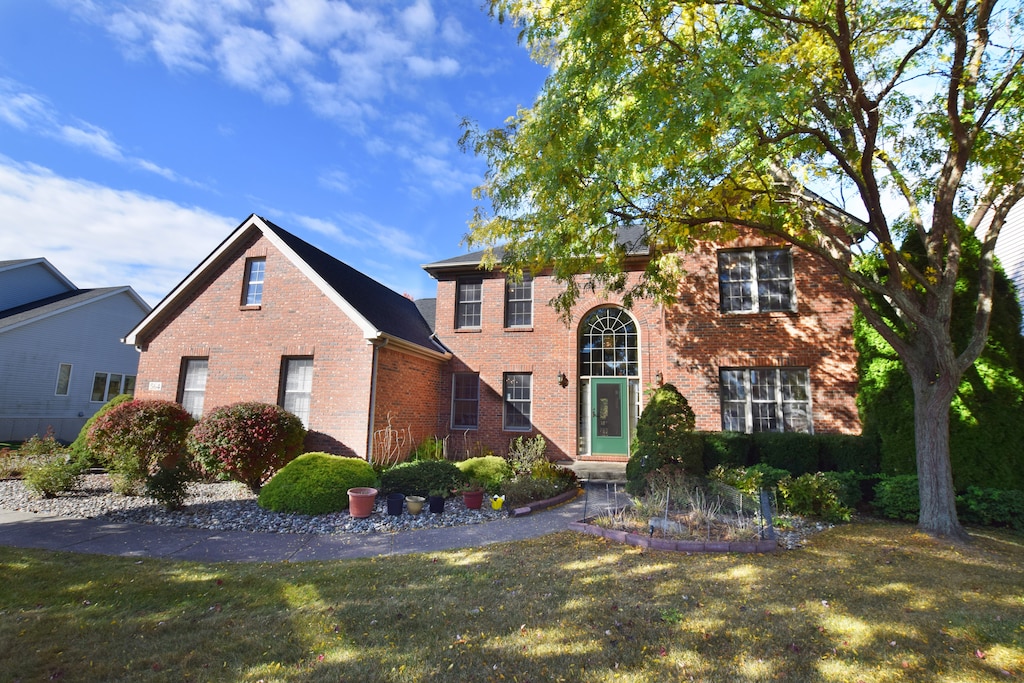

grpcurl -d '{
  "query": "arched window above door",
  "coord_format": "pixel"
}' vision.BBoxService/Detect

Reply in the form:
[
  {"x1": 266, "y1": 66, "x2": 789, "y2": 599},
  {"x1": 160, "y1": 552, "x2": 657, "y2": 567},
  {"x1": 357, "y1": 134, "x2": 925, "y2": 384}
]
[{"x1": 579, "y1": 307, "x2": 639, "y2": 377}]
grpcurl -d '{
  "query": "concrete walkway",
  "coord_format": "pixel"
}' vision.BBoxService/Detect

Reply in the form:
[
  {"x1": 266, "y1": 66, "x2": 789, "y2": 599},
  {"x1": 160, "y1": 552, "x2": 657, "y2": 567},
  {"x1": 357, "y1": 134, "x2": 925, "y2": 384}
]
[{"x1": 0, "y1": 463, "x2": 628, "y2": 563}]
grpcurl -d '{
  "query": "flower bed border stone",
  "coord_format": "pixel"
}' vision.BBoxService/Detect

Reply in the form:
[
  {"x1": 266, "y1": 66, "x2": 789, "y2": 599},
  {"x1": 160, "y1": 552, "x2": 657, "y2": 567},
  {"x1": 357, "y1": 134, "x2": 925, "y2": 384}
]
[{"x1": 568, "y1": 518, "x2": 777, "y2": 553}]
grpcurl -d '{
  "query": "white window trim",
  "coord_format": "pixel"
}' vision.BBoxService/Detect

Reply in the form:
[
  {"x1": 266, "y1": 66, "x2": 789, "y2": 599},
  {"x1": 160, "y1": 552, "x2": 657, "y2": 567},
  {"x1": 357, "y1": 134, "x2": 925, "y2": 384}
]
[
  {"x1": 55, "y1": 363, "x2": 72, "y2": 396},
  {"x1": 504, "y1": 274, "x2": 533, "y2": 328},
  {"x1": 456, "y1": 277, "x2": 483, "y2": 329},
  {"x1": 503, "y1": 372, "x2": 532, "y2": 432},
  {"x1": 720, "y1": 367, "x2": 813, "y2": 434},
  {"x1": 451, "y1": 372, "x2": 480, "y2": 430},
  {"x1": 718, "y1": 248, "x2": 796, "y2": 314}
]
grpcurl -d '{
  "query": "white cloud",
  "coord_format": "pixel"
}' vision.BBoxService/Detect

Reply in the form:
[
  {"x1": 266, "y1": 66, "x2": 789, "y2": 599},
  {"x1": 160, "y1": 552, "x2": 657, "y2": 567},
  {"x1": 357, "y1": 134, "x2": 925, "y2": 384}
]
[
  {"x1": 0, "y1": 159, "x2": 233, "y2": 304},
  {"x1": 318, "y1": 168, "x2": 354, "y2": 194},
  {"x1": 406, "y1": 55, "x2": 459, "y2": 78},
  {"x1": 400, "y1": 0, "x2": 436, "y2": 37},
  {"x1": 266, "y1": 0, "x2": 375, "y2": 45},
  {"x1": 57, "y1": 122, "x2": 124, "y2": 160}
]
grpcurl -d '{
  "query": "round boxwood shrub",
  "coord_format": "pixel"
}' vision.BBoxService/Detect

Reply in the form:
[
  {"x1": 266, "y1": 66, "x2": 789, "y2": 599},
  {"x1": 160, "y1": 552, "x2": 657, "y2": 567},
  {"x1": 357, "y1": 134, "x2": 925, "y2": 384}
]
[
  {"x1": 626, "y1": 383, "x2": 703, "y2": 495},
  {"x1": 379, "y1": 459, "x2": 466, "y2": 498},
  {"x1": 188, "y1": 402, "x2": 306, "y2": 493},
  {"x1": 87, "y1": 399, "x2": 195, "y2": 495},
  {"x1": 456, "y1": 456, "x2": 512, "y2": 494},
  {"x1": 258, "y1": 453, "x2": 378, "y2": 515},
  {"x1": 873, "y1": 474, "x2": 920, "y2": 521}
]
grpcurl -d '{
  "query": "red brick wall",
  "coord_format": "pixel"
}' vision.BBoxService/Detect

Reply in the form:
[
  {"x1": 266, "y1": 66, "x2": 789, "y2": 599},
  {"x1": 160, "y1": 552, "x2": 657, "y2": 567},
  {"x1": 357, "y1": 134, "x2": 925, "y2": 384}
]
[
  {"x1": 665, "y1": 236, "x2": 860, "y2": 434},
  {"x1": 134, "y1": 232, "x2": 376, "y2": 458},
  {"x1": 431, "y1": 238, "x2": 860, "y2": 461},
  {"x1": 371, "y1": 344, "x2": 446, "y2": 464}
]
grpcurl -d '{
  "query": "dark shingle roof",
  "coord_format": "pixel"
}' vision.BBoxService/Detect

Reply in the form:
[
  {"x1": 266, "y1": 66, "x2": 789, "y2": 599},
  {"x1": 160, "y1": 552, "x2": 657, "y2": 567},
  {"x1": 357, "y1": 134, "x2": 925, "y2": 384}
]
[
  {"x1": 422, "y1": 224, "x2": 650, "y2": 275},
  {"x1": 414, "y1": 298, "x2": 437, "y2": 331},
  {"x1": 0, "y1": 287, "x2": 126, "y2": 331},
  {"x1": 261, "y1": 219, "x2": 439, "y2": 352}
]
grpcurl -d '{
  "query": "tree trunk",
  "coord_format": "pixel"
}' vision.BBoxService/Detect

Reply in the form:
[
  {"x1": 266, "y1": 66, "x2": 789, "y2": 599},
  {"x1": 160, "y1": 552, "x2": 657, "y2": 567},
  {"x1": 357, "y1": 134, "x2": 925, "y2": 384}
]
[{"x1": 909, "y1": 368, "x2": 968, "y2": 541}]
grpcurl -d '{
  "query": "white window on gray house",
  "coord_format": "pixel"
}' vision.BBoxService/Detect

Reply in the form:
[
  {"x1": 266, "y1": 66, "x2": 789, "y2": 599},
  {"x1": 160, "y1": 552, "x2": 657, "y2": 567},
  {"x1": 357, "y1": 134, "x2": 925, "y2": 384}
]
[
  {"x1": 281, "y1": 357, "x2": 314, "y2": 428},
  {"x1": 179, "y1": 358, "x2": 209, "y2": 418},
  {"x1": 90, "y1": 372, "x2": 136, "y2": 402},
  {"x1": 451, "y1": 373, "x2": 480, "y2": 429},
  {"x1": 721, "y1": 367, "x2": 812, "y2": 433},
  {"x1": 718, "y1": 248, "x2": 795, "y2": 313},
  {"x1": 55, "y1": 363, "x2": 72, "y2": 396},
  {"x1": 503, "y1": 372, "x2": 532, "y2": 431},
  {"x1": 456, "y1": 277, "x2": 483, "y2": 329},
  {"x1": 505, "y1": 274, "x2": 533, "y2": 327},
  {"x1": 243, "y1": 257, "x2": 266, "y2": 306}
]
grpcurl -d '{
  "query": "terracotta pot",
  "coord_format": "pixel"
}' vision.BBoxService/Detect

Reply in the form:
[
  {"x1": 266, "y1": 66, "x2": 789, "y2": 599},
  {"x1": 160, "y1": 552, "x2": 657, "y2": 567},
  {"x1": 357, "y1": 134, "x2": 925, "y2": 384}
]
[
  {"x1": 406, "y1": 495, "x2": 425, "y2": 515},
  {"x1": 347, "y1": 487, "x2": 378, "y2": 518},
  {"x1": 462, "y1": 489, "x2": 484, "y2": 510}
]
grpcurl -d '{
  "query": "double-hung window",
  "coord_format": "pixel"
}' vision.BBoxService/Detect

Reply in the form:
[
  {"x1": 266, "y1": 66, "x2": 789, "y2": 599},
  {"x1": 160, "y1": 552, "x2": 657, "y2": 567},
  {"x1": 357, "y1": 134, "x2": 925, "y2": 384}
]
[
  {"x1": 720, "y1": 367, "x2": 812, "y2": 433},
  {"x1": 179, "y1": 358, "x2": 209, "y2": 418},
  {"x1": 503, "y1": 373, "x2": 532, "y2": 431},
  {"x1": 281, "y1": 357, "x2": 314, "y2": 428},
  {"x1": 451, "y1": 373, "x2": 480, "y2": 429},
  {"x1": 243, "y1": 257, "x2": 266, "y2": 306},
  {"x1": 456, "y1": 277, "x2": 482, "y2": 329},
  {"x1": 718, "y1": 248, "x2": 795, "y2": 313},
  {"x1": 505, "y1": 274, "x2": 533, "y2": 328}
]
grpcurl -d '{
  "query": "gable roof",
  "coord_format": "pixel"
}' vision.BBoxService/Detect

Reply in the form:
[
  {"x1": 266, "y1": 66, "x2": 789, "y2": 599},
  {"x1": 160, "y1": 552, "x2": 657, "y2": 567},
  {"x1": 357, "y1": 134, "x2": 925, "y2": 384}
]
[
  {"x1": 0, "y1": 286, "x2": 151, "y2": 335},
  {"x1": 125, "y1": 214, "x2": 448, "y2": 359}
]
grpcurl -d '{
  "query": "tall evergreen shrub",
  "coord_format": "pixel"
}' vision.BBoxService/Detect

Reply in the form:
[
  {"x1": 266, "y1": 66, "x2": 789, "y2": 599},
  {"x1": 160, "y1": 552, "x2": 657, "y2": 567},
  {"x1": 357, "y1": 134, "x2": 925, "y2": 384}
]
[{"x1": 626, "y1": 383, "x2": 702, "y2": 495}]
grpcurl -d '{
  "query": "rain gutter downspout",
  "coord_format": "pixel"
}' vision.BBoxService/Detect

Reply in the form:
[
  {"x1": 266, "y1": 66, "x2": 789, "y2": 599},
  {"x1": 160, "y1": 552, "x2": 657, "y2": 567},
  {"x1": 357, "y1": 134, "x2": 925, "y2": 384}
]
[{"x1": 366, "y1": 336, "x2": 388, "y2": 464}]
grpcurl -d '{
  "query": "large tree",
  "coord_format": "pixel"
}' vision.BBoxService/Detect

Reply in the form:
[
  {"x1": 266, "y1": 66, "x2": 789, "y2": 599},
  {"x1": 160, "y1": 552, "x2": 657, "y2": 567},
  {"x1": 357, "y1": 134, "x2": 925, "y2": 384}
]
[{"x1": 463, "y1": 0, "x2": 1024, "y2": 539}]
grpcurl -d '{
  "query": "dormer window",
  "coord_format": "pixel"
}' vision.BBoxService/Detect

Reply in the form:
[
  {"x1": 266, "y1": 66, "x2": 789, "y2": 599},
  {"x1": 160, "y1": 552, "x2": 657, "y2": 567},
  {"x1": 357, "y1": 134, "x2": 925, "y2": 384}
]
[{"x1": 243, "y1": 257, "x2": 266, "y2": 306}]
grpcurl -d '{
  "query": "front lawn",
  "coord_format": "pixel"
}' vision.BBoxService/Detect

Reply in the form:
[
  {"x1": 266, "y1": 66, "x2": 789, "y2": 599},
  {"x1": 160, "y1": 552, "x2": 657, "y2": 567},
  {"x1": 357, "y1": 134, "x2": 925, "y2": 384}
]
[{"x1": 0, "y1": 522, "x2": 1021, "y2": 682}]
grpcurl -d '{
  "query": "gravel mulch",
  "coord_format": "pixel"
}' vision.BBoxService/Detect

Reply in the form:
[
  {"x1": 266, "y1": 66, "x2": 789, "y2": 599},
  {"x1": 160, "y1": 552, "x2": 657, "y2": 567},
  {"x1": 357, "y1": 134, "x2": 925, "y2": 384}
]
[{"x1": 0, "y1": 474, "x2": 506, "y2": 535}]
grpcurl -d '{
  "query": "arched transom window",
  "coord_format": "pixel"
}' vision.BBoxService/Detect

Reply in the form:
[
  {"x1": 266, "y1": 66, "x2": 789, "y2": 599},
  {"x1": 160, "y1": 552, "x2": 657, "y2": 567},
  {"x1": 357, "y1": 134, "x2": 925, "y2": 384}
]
[{"x1": 580, "y1": 308, "x2": 639, "y2": 377}]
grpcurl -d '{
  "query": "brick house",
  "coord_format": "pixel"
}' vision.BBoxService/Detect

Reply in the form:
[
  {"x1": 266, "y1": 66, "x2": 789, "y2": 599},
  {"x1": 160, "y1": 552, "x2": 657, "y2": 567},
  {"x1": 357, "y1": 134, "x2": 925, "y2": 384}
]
[
  {"x1": 125, "y1": 215, "x2": 450, "y2": 459},
  {"x1": 125, "y1": 213, "x2": 859, "y2": 463}
]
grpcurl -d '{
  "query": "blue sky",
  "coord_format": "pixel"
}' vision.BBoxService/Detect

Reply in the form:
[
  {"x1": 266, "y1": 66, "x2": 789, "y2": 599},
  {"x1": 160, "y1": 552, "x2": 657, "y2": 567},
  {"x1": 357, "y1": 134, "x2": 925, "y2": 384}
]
[{"x1": 0, "y1": 0, "x2": 546, "y2": 305}]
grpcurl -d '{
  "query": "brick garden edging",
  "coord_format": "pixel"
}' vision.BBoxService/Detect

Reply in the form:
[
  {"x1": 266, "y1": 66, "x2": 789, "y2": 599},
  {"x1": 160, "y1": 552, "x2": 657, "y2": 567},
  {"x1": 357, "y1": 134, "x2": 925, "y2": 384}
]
[{"x1": 568, "y1": 519, "x2": 777, "y2": 553}]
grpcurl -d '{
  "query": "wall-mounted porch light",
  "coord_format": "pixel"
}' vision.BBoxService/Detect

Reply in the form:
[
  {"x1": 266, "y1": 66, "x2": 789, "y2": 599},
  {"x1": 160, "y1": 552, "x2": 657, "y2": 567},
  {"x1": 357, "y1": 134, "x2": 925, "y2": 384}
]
[{"x1": 557, "y1": 371, "x2": 569, "y2": 388}]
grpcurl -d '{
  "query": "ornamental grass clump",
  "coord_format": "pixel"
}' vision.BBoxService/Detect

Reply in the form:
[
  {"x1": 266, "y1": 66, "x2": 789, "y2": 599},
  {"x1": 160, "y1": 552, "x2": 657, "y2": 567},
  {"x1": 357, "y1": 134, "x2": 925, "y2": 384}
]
[
  {"x1": 188, "y1": 402, "x2": 305, "y2": 493},
  {"x1": 86, "y1": 399, "x2": 195, "y2": 497},
  {"x1": 258, "y1": 452, "x2": 377, "y2": 515}
]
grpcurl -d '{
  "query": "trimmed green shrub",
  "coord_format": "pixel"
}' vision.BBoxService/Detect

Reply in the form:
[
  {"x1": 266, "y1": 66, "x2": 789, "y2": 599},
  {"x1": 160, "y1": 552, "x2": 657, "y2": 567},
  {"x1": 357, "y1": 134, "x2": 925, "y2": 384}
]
[
  {"x1": 87, "y1": 399, "x2": 195, "y2": 495},
  {"x1": 68, "y1": 394, "x2": 134, "y2": 469},
  {"x1": 379, "y1": 459, "x2": 467, "y2": 498},
  {"x1": 825, "y1": 471, "x2": 879, "y2": 509},
  {"x1": 456, "y1": 456, "x2": 512, "y2": 494},
  {"x1": 188, "y1": 402, "x2": 306, "y2": 493},
  {"x1": 753, "y1": 432, "x2": 820, "y2": 476},
  {"x1": 627, "y1": 384, "x2": 702, "y2": 495},
  {"x1": 501, "y1": 475, "x2": 568, "y2": 507},
  {"x1": 817, "y1": 434, "x2": 881, "y2": 474},
  {"x1": 777, "y1": 472, "x2": 852, "y2": 522},
  {"x1": 258, "y1": 453, "x2": 377, "y2": 515},
  {"x1": 24, "y1": 454, "x2": 81, "y2": 498},
  {"x1": 956, "y1": 487, "x2": 1024, "y2": 531},
  {"x1": 873, "y1": 474, "x2": 920, "y2": 521},
  {"x1": 701, "y1": 431, "x2": 753, "y2": 469},
  {"x1": 708, "y1": 463, "x2": 790, "y2": 496}
]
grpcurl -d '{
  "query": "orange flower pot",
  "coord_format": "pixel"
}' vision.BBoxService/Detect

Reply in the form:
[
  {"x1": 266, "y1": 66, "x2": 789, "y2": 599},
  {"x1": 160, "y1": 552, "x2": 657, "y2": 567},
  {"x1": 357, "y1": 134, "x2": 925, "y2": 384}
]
[{"x1": 347, "y1": 487, "x2": 378, "y2": 518}]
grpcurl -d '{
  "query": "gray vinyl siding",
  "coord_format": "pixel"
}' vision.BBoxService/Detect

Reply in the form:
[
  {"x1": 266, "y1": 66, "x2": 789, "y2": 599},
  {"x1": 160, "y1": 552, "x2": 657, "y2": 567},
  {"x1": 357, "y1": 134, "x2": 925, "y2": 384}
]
[
  {"x1": 0, "y1": 292, "x2": 149, "y2": 442},
  {"x1": 995, "y1": 201, "x2": 1024, "y2": 332},
  {"x1": 0, "y1": 262, "x2": 72, "y2": 311}
]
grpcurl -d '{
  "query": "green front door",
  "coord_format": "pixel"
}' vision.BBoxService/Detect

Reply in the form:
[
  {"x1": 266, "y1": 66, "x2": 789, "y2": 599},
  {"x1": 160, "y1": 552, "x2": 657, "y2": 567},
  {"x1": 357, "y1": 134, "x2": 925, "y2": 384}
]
[{"x1": 591, "y1": 378, "x2": 629, "y2": 456}]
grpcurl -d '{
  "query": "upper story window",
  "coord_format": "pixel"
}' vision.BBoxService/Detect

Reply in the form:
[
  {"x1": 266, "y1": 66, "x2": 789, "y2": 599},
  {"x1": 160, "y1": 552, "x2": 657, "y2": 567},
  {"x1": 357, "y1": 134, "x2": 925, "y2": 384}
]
[
  {"x1": 243, "y1": 257, "x2": 266, "y2": 306},
  {"x1": 456, "y1": 277, "x2": 483, "y2": 329},
  {"x1": 718, "y1": 248, "x2": 794, "y2": 313},
  {"x1": 580, "y1": 307, "x2": 639, "y2": 377},
  {"x1": 720, "y1": 367, "x2": 811, "y2": 433},
  {"x1": 179, "y1": 358, "x2": 208, "y2": 418},
  {"x1": 451, "y1": 373, "x2": 480, "y2": 429},
  {"x1": 505, "y1": 274, "x2": 533, "y2": 328},
  {"x1": 280, "y1": 357, "x2": 314, "y2": 428}
]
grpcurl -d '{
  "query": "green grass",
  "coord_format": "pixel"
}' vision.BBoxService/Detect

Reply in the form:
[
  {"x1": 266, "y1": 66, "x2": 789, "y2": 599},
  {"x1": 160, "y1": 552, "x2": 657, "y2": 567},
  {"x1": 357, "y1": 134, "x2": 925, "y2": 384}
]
[{"x1": 0, "y1": 522, "x2": 1021, "y2": 681}]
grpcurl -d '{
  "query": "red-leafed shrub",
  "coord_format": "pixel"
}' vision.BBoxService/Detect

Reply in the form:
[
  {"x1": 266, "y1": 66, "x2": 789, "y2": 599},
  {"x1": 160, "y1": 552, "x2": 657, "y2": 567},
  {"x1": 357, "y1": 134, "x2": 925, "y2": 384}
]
[
  {"x1": 187, "y1": 402, "x2": 306, "y2": 493},
  {"x1": 87, "y1": 399, "x2": 195, "y2": 496}
]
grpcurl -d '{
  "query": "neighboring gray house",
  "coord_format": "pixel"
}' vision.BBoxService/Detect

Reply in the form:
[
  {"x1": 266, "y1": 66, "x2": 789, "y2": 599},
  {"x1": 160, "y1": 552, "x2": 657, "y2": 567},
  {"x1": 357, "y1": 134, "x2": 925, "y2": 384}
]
[
  {"x1": 995, "y1": 200, "x2": 1024, "y2": 331},
  {"x1": 0, "y1": 259, "x2": 151, "y2": 443}
]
